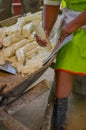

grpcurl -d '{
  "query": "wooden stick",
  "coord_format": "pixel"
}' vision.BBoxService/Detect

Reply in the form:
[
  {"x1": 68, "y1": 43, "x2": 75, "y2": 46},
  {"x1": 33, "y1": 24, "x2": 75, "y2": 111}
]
[{"x1": 41, "y1": 103, "x2": 53, "y2": 130}]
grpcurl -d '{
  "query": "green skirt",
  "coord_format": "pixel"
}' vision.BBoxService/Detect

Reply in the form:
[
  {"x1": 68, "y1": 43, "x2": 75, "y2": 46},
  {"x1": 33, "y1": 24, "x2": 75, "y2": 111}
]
[{"x1": 54, "y1": 28, "x2": 86, "y2": 76}]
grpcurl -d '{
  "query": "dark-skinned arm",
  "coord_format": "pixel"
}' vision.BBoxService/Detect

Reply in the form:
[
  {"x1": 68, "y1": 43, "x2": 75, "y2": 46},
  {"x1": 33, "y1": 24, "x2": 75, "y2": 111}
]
[
  {"x1": 59, "y1": 10, "x2": 86, "y2": 43},
  {"x1": 42, "y1": 4, "x2": 60, "y2": 35},
  {"x1": 35, "y1": 4, "x2": 60, "y2": 46}
]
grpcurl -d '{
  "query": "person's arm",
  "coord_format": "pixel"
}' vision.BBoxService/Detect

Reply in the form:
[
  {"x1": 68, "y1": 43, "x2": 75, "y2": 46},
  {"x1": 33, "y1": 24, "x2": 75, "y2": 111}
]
[
  {"x1": 59, "y1": 10, "x2": 86, "y2": 43},
  {"x1": 35, "y1": 0, "x2": 61, "y2": 46},
  {"x1": 42, "y1": 4, "x2": 60, "y2": 35},
  {"x1": 72, "y1": 11, "x2": 86, "y2": 27}
]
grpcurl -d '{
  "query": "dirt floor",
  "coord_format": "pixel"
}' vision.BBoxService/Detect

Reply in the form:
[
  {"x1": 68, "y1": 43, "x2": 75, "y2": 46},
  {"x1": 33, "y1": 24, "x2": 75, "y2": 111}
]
[{"x1": 0, "y1": 68, "x2": 86, "y2": 130}]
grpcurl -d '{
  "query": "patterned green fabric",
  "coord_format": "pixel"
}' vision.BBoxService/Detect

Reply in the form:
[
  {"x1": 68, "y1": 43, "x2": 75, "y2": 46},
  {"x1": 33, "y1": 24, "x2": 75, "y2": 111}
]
[
  {"x1": 44, "y1": 0, "x2": 61, "y2": 1},
  {"x1": 65, "y1": 0, "x2": 86, "y2": 12},
  {"x1": 44, "y1": 0, "x2": 86, "y2": 12},
  {"x1": 54, "y1": 29, "x2": 86, "y2": 75}
]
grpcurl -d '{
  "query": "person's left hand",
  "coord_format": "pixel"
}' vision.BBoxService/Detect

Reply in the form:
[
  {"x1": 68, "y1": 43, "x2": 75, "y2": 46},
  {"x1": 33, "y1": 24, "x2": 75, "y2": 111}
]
[{"x1": 58, "y1": 21, "x2": 78, "y2": 43}]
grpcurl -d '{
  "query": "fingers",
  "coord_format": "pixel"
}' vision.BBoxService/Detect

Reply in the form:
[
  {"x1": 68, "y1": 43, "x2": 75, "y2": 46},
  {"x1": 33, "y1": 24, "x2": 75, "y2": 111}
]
[
  {"x1": 59, "y1": 22, "x2": 75, "y2": 43},
  {"x1": 58, "y1": 27, "x2": 71, "y2": 44},
  {"x1": 35, "y1": 34, "x2": 48, "y2": 47},
  {"x1": 44, "y1": 30, "x2": 49, "y2": 38},
  {"x1": 59, "y1": 33, "x2": 69, "y2": 43}
]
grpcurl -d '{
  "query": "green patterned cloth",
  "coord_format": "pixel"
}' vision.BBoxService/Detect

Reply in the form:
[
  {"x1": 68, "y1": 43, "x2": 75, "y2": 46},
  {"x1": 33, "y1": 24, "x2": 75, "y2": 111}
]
[
  {"x1": 54, "y1": 29, "x2": 86, "y2": 75},
  {"x1": 44, "y1": 0, "x2": 86, "y2": 12},
  {"x1": 65, "y1": 0, "x2": 86, "y2": 12}
]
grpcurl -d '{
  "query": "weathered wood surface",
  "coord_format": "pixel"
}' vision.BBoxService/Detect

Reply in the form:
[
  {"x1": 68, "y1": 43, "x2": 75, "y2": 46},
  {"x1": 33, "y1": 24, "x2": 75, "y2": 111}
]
[
  {"x1": 41, "y1": 104, "x2": 53, "y2": 130},
  {"x1": 0, "y1": 107, "x2": 30, "y2": 130},
  {"x1": 0, "y1": 15, "x2": 20, "y2": 27},
  {"x1": 0, "y1": 56, "x2": 55, "y2": 96},
  {"x1": 0, "y1": 15, "x2": 55, "y2": 97},
  {"x1": 5, "y1": 79, "x2": 50, "y2": 114},
  {"x1": 0, "y1": 72, "x2": 28, "y2": 95},
  {"x1": 0, "y1": 80, "x2": 50, "y2": 130},
  {"x1": 41, "y1": 82, "x2": 54, "y2": 130}
]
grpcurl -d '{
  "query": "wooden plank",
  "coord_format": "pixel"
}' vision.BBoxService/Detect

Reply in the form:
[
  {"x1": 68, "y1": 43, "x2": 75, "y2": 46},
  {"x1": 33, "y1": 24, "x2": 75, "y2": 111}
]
[
  {"x1": 5, "y1": 79, "x2": 50, "y2": 114},
  {"x1": 0, "y1": 13, "x2": 55, "y2": 97},
  {"x1": 0, "y1": 56, "x2": 55, "y2": 96},
  {"x1": 0, "y1": 107, "x2": 30, "y2": 130},
  {"x1": 41, "y1": 104, "x2": 53, "y2": 130}
]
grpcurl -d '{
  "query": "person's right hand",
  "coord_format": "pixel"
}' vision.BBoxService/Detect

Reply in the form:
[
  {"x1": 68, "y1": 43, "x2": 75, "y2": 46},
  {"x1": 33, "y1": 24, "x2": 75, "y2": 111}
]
[{"x1": 35, "y1": 30, "x2": 49, "y2": 47}]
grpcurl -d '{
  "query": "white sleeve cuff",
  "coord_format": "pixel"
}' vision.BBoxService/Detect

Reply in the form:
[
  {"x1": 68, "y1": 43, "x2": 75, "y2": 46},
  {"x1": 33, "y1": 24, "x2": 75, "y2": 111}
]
[{"x1": 44, "y1": 0, "x2": 61, "y2": 6}]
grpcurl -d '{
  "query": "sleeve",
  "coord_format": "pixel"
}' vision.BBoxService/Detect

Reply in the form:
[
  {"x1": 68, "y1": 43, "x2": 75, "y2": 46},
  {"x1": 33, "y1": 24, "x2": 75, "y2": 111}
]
[{"x1": 44, "y1": 0, "x2": 61, "y2": 6}]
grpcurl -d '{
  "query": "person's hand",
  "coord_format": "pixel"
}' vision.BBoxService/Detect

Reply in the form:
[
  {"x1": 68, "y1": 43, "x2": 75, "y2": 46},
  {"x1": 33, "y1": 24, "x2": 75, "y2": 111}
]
[
  {"x1": 35, "y1": 30, "x2": 49, "y2": 47},
  {"x1": 58, "y1": 21, "x2": 79, "y2": 43}
]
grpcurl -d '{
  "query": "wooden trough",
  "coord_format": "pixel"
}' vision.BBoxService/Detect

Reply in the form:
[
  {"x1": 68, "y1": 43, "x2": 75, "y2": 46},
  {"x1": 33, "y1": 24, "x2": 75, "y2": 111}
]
[{"x1": 0, "y1": 16, "x2": 55, "y2": 130}]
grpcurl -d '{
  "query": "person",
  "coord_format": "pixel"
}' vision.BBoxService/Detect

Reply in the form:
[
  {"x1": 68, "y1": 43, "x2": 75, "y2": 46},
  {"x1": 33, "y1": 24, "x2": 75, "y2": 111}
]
[
  {"x1": 36, "y1": 0, "x2": 86, "y2": 130},
  {"x1": 0, "y1": 0, "x2": 40, "y2": 20}
]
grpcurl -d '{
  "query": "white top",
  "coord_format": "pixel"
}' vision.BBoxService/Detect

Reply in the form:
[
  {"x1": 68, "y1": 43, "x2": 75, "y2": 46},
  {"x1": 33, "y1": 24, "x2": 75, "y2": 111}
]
[{"x1": 44, "y1": 0, "x2": 61, "y2": 6}]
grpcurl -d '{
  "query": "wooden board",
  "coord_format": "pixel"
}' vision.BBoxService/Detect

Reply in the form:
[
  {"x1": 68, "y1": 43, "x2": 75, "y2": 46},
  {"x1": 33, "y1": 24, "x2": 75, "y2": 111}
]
[
  {"x1": 0, "y1": 16, "x2": 55, "y2": 97},
  {"x1": 0, "y1": 56, "x2": 55, "y2": 96}
]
